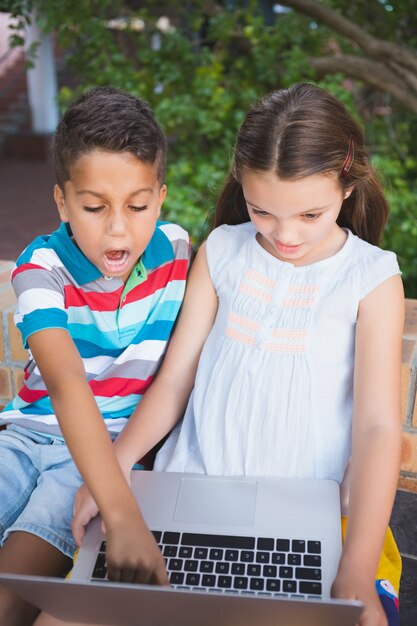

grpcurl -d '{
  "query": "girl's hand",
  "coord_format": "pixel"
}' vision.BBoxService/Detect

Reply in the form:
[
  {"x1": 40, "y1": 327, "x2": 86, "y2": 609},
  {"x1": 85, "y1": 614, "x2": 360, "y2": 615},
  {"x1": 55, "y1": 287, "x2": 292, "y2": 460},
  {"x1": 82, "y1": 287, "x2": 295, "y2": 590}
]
[
  {"x1": 331, "y1": 571, "x2": 387, "y2": 626},
  {"x1": 72, "y1": 483, "x2": 100, "y2": 546}
]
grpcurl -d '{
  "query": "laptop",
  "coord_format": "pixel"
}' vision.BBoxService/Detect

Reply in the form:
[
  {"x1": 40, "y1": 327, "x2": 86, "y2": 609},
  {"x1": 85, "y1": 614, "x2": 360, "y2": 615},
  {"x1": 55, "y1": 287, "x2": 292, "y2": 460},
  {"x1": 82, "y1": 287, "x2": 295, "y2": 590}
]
[{"x1": 0, "y1": 471, "x2": 363, "y2": 625}]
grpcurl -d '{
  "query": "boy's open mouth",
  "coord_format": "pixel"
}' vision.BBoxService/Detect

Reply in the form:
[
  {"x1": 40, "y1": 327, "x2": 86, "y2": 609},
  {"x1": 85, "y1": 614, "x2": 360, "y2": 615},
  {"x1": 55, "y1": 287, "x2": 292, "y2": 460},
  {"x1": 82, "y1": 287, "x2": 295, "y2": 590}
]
[{"x1": 102, "y1": 249, "x2": 130, "y2": 271}]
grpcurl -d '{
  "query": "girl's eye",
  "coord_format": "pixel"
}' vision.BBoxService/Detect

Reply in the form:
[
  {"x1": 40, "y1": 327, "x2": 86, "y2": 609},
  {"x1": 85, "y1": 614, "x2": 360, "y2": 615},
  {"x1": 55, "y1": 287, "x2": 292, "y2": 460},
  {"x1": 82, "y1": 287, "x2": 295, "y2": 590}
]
[
  {"x1": 83, "y1": 206, "x2": 104, "y2": 213},
  {"x1": 130, "y1": 205, "x2": 148, "y2": 212},
  {"x1": 303, "y1": 213, "x2": 321, "y2": 220},
  {"x1": 251, "y1": 208, "x2": 269, "y2": 217}
]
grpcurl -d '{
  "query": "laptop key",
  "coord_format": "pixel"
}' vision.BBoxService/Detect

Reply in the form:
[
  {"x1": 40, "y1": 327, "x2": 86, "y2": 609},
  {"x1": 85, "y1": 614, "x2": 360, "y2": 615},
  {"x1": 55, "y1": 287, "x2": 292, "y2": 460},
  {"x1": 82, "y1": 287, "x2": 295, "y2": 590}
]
[
  {"x1": 199, "y1": 561, "x2": 214, "y2": 573},
  {"x1": 168, "y1": 558, "x2": 183, "y2": 571},
  {"x1": 247, "y1": 564, "x2": 261, "y2": 577},
  {"x1": 184, "y1": 560, "x2": 198, "y2": 572},
  {"x1": 163, "y1": 545, "x2": 178, "y2": 558},
  {"x1": 292, "y1": 540, "x2": 306, "y2": 553},
  {"x1": 257, "y1": 537, "x2": 274, "y2": 551},
  {"x1": 266, "y1": 579, "x2": 281, "y2": 592},
  {"x1": 231, "y1": 562, "x2": 245, "y2": 575},
  {"x1": 263, "y1": 565, "x2": 277, "y2": 578},
  {"x1": 283, "y1": 580, "x2": 297, "y2": 593},
  {"x1": 241, "y1": 550, "x2": 255, "y2": 562},
  {"x1": 256, "y1": 551, "x2": 270, "y2": 564},
  {"x1": 225, "y1": 549, "x2": 239, "y2": 561},
  {"x1": 181, "y1": 533, "x2": 255, "y2": 549},
  {"x1": 271, "y1": 552, "x2": 285, "y2": 565},
  {"x1": 288, "y1": 554, "x2": 301, "y2": 565},
  {"x1": 233, "y1": 577, "x2": 248, "y2": 590},
  {"x1": 307, "y1": 541, "x2": 321, "y2": 554},
  {"x1": 185, "y1": 573, "x2": 200, "y2": 586},
  {"x1": 215, "y1": 562, "x2": 230, "y2": 574},
  {"x1": 151, "y1": 531, "x2": 161, "y2": 543},
  {"x1": 201, "y1": 575, "x2": 216, "y2": 587},
  {"x1": 276, "y1": 539, "x2": 290, "y2": 552},
  {"x1": 170, "y1": 572, "x2": 185, "y2": 585},
  {"x1": 209, "y1": 549, "x2": 224, "y2": 560},
  {"x1": 179, "y1": 546, "x2": 193, "y2": 558},
  {"x1": 295, "y1": 567, "x2": 321, "y2": 580},
  {"x1": 299, "y1": 581, "x2": 322, "y2": 595},
  {"x1": 218, "y1": 576, "x2": 232, "y2": 588},
  {"x1": 249, "y1": 578, "x2": 264, "y2": 591},
  {"x1": 279, "y1": 566, "x2": 293, "y2": 579},
  {"x1": 194, "y1": 547, "x2": 208, "y2": 559},
  {"x1": 163, "y1": 531, "x2": 180, "y2": 544},
  {"x1": 304, "y1": 554, "x2": 321, "y2": 567}
]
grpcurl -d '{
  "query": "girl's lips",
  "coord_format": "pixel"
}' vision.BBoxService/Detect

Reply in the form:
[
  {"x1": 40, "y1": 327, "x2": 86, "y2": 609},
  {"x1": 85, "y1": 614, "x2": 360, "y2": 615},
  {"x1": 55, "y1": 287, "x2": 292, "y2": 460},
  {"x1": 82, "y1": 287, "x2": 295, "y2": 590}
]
[{"x1": 274, "y1": 240, "x2": 303, "y2": 254}]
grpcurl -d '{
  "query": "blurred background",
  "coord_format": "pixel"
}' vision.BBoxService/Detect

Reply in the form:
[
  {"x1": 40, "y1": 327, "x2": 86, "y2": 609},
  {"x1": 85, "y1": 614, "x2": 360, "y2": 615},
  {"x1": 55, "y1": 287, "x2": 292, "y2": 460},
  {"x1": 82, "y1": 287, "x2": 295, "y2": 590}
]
[{"x1": 1, "y1": 0, "x2": 417, "y2": 295}]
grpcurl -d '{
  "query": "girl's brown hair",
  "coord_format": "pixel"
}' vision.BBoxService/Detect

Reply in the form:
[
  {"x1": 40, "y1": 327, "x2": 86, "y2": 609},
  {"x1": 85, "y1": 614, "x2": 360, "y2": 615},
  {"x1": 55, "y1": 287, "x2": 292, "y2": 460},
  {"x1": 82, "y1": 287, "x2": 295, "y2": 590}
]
[{"x1": 214, "y1": 83, "x2": 389, "y2": 245}]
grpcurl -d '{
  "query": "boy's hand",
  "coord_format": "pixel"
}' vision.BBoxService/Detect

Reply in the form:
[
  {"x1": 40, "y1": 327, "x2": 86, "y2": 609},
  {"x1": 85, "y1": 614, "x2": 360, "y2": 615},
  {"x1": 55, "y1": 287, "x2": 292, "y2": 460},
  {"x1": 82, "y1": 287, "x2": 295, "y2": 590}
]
[
  {"x1": 331, "y1": 571, "x2": 388, "y2": 626},
  {"x1": 105, "y1": 516, "x2": 169, "y2": 585},
  {"x1": 72, "y1": 483, "x2": 100, "y2": 546}
]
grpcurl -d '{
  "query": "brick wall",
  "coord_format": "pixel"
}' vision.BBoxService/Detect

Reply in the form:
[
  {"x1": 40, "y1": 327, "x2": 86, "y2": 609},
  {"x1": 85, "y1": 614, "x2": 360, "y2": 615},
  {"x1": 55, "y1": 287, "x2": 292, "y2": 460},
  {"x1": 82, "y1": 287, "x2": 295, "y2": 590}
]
[
  {"x1": 1, "y1": 258, "x2": 417, "y2": 493},
  {"x1": 0, "y1": 260, "x2": 26, "y2": 412}
]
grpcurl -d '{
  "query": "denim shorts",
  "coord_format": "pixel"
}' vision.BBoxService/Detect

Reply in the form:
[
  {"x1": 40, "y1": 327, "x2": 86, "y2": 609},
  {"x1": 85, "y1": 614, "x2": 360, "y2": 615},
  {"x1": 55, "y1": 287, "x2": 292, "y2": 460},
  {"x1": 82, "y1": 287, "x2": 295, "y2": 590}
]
[{"x1": 0, "y1": 424, "x2": 83, "y2": 558}]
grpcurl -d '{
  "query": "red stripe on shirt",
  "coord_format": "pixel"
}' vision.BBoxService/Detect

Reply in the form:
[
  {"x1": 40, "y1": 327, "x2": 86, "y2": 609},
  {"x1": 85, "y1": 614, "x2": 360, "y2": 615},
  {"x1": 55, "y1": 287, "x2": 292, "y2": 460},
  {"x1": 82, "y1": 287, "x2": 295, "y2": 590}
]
[
  {"x1": 18, "y1": 385, "x2": 49, "y2": 403},
  {"x1": 65, "y1": 285, "x2": 124, "y2": 311},
  {"x1": 12, "y1": 263, "x2": 46, "y2": 280},
  {"x1": 89, "y1": 375, "x2": 154, "y2": 397},
  {"x1": 64, "y1": 258, "x2": 188, "y2": 310},
  {"x1": 123, "y1": 259, "x2": 188, "y2": 306}
]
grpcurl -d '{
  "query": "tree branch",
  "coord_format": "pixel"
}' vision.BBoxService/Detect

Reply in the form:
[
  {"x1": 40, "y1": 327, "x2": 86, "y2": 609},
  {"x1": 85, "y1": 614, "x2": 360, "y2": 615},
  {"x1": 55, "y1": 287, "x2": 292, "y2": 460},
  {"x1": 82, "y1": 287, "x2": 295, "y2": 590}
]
[
  {"x1": 279, "y1": 0, "x2": 417, "y2": 74},
  {"x1": 310, "y1": 55, "x2": 417, "y2": 113}
]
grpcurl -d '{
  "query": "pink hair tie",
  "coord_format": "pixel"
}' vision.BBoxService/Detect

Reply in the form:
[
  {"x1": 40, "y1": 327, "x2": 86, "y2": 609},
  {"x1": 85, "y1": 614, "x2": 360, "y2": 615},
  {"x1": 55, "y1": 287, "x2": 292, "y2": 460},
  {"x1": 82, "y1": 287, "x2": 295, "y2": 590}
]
[{"x1": 340, "y1": 137, "x2": 354, "y2": 180}]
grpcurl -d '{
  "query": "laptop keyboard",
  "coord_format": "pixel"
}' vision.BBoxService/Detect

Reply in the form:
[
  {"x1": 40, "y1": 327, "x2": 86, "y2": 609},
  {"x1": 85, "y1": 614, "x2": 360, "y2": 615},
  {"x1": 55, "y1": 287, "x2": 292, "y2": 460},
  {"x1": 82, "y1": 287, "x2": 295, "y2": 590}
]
[{"x1": 91, "y1": 531, "x2": 323, "y2": 598}]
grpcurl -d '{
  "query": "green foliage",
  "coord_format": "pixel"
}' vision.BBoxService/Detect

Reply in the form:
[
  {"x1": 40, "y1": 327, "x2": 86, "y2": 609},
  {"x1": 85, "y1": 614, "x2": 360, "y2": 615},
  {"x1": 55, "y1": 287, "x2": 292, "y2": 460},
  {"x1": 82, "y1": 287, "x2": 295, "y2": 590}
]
[{"x1": 4, "y1": 0, "x2": 417, "y2": 295}]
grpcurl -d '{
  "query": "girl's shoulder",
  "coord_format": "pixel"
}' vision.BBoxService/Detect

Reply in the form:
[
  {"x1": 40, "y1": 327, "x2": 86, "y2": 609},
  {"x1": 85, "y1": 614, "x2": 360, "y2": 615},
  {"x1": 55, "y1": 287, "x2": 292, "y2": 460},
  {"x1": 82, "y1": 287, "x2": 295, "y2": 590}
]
[
  {"x1": 346, "y1": 232, "x2": 401, "y2": 299},
  {"x1": 206, "y1": 222, "x2": 253, "y2": 259},
  {"x1": 205, "y1": 223, "x2": 254, "y2": 286}
]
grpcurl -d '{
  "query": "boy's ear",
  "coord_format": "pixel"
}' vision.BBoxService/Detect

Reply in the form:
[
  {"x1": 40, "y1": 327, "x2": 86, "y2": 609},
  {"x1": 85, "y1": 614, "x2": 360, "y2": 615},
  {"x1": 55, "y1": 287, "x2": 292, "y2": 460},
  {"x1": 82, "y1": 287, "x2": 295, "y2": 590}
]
[
  {"x1": 54, "y1": 184, "x2": 69, "y2": 222},
  {"x1": 157, "y1": 184, "x2": 167, "y2": 217}
]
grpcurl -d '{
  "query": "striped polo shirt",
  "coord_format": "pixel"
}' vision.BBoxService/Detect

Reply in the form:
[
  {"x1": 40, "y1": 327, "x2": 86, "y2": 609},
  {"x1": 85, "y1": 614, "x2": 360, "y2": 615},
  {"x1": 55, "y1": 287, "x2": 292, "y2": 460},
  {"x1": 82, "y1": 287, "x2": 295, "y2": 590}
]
[{"x1": 0, "y1": 220, "x2": 189, "y2": 436}]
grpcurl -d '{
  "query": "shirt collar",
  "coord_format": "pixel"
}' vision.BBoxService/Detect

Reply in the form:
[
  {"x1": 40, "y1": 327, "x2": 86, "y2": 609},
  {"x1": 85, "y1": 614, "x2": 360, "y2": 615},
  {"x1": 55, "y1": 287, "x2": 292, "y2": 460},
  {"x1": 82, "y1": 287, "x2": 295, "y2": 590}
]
[{"x1": 49, "y1": 220, "x2": 175, "y2": 285}]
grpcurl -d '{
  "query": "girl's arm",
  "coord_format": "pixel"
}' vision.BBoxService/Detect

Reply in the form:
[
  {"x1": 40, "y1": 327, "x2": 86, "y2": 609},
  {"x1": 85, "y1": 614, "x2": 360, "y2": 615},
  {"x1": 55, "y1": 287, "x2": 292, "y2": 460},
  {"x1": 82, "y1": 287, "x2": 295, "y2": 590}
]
[
  {"x1": 113, "y1": 242, "x2": 218, "y2": 473},
  {"x1": 72, "y1": 242, "x2": 219, "y2": 539},
  {"x1": 332, "y1": 274, "x2": 404, "y2": 625}
]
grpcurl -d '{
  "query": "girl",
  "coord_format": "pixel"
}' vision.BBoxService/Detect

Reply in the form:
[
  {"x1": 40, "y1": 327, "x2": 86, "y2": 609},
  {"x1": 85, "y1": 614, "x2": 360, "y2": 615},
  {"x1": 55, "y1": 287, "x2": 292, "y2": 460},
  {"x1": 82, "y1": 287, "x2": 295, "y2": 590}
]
[{"x1": 44, "y1": 83, "x2": 404, "y2": 626}]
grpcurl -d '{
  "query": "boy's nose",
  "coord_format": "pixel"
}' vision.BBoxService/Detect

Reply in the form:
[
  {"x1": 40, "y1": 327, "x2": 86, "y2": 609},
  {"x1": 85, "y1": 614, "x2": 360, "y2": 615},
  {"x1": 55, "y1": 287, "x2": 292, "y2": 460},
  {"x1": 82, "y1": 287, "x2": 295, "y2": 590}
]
[{"x1": 107, "y1": 211, "x2": 127, "y2": 235}]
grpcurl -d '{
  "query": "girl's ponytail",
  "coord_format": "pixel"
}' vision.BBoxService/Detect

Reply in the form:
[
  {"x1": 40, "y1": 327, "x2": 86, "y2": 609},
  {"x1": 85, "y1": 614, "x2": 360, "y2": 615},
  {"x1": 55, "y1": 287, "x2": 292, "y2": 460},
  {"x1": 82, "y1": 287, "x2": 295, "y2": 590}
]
[{"x1": 212, "y1": 173, "x2": 249, "y2": 229}]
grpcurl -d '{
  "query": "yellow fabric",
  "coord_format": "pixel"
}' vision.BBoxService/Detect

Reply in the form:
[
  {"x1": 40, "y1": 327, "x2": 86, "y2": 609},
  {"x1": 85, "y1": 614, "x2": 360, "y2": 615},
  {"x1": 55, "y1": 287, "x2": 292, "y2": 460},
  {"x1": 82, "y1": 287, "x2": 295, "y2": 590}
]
[
  {"x1": 341, "y1": 517, "x2": 402, "y2": 595},
  {"x1": 65, "y1": 549, "x2": 78, "y2": 580}
]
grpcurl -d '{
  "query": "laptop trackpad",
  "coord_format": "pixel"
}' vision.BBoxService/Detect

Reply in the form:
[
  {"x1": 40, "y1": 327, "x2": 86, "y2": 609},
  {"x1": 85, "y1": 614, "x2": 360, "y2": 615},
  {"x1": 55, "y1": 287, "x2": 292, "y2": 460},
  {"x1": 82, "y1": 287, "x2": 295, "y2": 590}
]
[{"x1": 173, "y1": 477, "x2": 257, "y2": 526}]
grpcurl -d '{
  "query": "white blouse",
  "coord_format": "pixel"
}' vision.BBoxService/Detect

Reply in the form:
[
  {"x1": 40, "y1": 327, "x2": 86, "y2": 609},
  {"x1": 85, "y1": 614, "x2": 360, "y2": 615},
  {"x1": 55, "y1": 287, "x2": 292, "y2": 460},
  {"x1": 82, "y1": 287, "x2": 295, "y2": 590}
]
[{"x1": 155, "y1": 222, "x2": 400, "y2": 484}]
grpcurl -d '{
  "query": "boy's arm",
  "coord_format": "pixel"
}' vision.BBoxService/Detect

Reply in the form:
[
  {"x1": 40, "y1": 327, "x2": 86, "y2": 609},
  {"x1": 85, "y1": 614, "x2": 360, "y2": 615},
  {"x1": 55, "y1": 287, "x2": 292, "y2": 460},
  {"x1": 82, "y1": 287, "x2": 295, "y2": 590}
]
[
  {"x1": 27, "y1": 328, "x2": 168, "y2": 584},
  {"x1": 331, "y1": 274, "x2": 404, "y2": 624},
  {"x1": 72, "y1": 242, "x2": 219, "y2": 538}
]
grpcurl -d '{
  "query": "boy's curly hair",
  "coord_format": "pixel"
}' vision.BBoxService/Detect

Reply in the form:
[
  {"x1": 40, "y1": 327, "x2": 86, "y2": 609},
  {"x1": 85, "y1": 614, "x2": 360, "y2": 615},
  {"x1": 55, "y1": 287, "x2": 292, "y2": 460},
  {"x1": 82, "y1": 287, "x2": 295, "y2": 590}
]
[{"x1": 52, "y1": 86, "x2": 167, "y2": 188}]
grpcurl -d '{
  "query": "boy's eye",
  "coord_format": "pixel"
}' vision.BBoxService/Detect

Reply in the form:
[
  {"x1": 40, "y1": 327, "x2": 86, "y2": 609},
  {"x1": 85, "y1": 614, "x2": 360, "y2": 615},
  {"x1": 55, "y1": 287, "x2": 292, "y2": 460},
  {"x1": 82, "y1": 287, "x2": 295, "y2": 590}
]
[
  {"x1": 129, "y1": 205, "x2": 148, "y2": 212},
  {"x1": 303, "y1": 212, "x2": 321, "y2": 220}
]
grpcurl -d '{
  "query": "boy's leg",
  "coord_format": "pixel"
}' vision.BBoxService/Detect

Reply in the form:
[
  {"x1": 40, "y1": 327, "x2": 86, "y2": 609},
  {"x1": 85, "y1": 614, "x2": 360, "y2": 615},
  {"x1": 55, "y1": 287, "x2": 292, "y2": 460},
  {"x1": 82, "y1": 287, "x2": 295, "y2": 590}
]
[{"x1": 0, "y1": 531, "x2": 72, "y2": 626}]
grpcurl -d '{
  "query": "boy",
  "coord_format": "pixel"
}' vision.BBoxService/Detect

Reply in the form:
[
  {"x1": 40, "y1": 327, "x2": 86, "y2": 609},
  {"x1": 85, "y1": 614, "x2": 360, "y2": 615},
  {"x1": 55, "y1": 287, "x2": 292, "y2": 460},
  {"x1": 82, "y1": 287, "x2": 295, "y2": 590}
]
[{"x1": 0, "y1": 86, "x2": 189, "y2": 625}]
